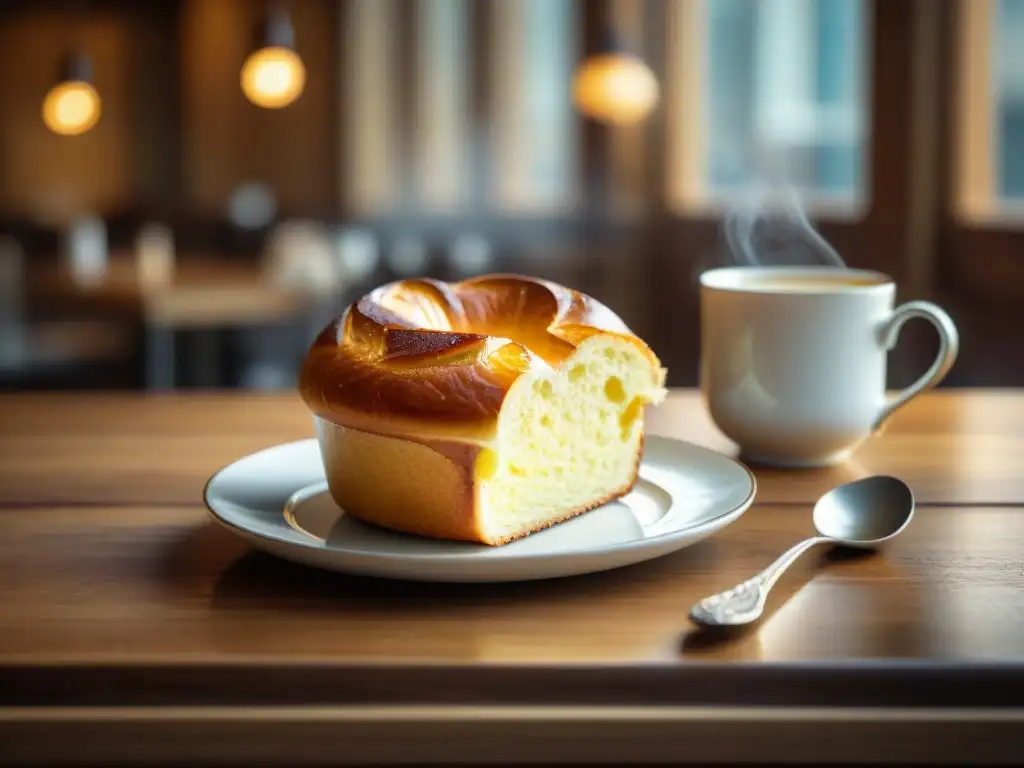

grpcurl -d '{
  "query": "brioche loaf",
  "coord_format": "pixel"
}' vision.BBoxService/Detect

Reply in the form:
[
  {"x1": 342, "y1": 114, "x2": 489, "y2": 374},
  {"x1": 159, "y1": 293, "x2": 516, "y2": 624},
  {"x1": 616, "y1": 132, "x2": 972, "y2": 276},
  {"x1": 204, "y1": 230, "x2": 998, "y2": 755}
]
[{"x1": 299, "y1": 274, "x2": 667, "y2": 545}]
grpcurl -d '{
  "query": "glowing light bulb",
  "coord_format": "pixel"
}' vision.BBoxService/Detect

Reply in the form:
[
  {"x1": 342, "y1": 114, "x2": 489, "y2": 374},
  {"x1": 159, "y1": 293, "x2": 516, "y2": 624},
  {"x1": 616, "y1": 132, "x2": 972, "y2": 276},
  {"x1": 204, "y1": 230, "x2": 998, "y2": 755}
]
[
  {"x1": 42, "y1": 80, "x2": 101, "y2": 136},
  {"x1": 240, "y1": 46, "x2": 306, "y2": 109},
  {"x1": 572, "y1": 53, "x2": 659, "y2": 126}
]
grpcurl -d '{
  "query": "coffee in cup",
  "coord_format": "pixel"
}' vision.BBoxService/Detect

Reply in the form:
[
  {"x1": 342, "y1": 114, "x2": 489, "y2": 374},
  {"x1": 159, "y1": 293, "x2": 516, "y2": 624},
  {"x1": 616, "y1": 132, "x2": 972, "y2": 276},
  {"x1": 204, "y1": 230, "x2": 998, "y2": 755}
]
[{"x1": 699, "y1": 266, "x2": 959, "y2": 467}]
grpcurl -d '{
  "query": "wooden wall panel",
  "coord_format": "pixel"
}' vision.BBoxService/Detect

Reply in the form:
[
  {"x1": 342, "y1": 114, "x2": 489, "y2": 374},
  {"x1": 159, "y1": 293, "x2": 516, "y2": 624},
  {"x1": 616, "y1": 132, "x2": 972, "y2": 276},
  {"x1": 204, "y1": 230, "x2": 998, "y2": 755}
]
[
  {"x1": 663, "y1": 0, "x2": 708, "y2": 213},
  {"x1": 608, "y1": 0, "x2": 649, "y2": 215},
  {"x1": 339, "y1": 0, "x2": 399, "y2": 216},
  {"x1": 180, "y1": 0, "x2": 336, "y2": 219},
  {"x1": 0, "y1": 9, "x2": 134, "y2": 224}
]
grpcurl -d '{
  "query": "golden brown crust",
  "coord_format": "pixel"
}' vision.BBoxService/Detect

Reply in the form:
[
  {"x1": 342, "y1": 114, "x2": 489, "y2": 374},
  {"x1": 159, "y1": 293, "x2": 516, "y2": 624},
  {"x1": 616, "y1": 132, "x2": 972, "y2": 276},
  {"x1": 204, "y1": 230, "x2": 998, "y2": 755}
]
[
  {"x1": 298, "y1": 274, "x2": 660, "y2": 443},
  {"x1": 314, "y1": 421, "x2": 484, "y2": 543}
]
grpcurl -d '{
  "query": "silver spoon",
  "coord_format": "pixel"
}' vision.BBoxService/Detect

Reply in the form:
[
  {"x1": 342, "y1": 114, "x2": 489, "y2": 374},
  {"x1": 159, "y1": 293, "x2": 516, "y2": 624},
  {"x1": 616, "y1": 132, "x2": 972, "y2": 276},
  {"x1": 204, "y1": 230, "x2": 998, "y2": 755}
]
[{"x1": 688, "y1": 475, "x2": 915, "y2": 628}]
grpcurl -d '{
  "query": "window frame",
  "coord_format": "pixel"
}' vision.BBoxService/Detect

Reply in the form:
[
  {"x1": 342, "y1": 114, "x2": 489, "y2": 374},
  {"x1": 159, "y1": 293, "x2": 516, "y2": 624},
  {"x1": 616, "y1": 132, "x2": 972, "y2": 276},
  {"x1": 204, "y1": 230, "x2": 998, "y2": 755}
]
[
  {"x1": 640, "y1": 0, "x2": 943, "y2": 384},
  {"x1": 939, "y1": 0, "x2": 1024, "y2": 305}
]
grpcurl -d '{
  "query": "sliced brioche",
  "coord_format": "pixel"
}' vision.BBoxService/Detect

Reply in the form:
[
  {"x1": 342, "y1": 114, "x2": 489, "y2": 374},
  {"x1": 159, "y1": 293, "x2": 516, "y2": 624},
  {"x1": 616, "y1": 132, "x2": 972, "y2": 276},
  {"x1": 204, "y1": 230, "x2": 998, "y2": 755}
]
[{"x1": 300, "y1": 274, "x2": 666, "y2": 545}]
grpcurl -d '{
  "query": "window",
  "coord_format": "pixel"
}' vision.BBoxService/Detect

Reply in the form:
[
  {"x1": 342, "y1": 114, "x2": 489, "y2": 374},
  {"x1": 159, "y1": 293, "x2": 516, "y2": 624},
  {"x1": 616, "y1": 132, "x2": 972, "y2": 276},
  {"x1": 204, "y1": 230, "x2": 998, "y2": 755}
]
[
  {"x1": 955, "y1": 0, "x2": 1024, "y2": 219},
  {"x1": 340, "y1": 0, "x2": 578, "y2": 217},
  {"x1": 994, "y1": 0, "x2": 1024, "y2": 201},
  {"x1": 947, "y1": 0, "x2": 1024, "y2": 301},
  {"x1": 491, "y1": 0, "x2": 577, "y2": 211},
  {"x1": 667, "y1": 0, "x2": 870, "y2": 213},
  {"x1": 414, "y1": 0, "x2": 469, "y2": 211}
]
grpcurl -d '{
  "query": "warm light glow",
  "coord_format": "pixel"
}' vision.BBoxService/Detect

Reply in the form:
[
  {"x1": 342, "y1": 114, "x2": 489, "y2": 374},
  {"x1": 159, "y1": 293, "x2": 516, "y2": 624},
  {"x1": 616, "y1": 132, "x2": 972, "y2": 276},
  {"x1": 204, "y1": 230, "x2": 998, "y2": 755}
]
[
  {"x1": 240, "y1": 46, "x2": 306, "y2": 108},
  {"x1": 573, "y1": 53, "x2": 659, "y2": 126},
  {"x1": 42, "y1": 81, "x2": 101, "y2": 136}
]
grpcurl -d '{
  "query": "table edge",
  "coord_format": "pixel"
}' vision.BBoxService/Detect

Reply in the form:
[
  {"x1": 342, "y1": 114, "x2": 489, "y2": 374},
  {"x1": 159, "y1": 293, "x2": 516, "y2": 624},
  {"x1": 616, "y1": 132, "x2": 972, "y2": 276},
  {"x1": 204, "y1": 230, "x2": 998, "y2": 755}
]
[
  {"x1": 4, "y1": 660, "x2": 1024, "y2": 709},
  {"x1": 2, "y1": 703, "x2": 1022, "y2": 766}
]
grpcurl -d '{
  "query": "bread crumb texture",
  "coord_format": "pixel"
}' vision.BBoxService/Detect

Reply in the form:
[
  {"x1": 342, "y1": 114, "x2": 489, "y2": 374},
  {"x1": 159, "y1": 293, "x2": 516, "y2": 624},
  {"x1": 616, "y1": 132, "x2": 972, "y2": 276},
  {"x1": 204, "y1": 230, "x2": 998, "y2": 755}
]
[{"x1": 475, "y1": 334, "x2": 666, "y2": 544}]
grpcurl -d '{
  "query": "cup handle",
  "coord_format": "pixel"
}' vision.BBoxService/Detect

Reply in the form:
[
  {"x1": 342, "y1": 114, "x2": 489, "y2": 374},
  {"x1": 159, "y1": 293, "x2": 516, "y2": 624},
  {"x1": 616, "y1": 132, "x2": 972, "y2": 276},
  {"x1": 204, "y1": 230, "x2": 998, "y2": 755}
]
[{"x1": 872, "y1": 301, "x2": 959, "y2": 432}]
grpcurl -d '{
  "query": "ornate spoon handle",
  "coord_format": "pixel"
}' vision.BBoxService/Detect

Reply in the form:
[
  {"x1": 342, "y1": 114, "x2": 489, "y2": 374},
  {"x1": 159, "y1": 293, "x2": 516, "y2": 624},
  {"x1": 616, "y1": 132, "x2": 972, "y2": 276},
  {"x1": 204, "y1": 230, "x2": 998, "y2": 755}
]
[{"x1": 688, "y1": 536, "x2": 832, "y2": 627}]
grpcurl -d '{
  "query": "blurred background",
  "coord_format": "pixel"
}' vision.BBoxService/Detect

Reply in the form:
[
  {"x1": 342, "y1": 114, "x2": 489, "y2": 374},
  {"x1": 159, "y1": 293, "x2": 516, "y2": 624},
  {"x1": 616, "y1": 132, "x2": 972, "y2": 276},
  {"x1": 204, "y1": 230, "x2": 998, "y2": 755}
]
[{"x1": 0, "y1": 0, "x2": 1021, "y2": 392}]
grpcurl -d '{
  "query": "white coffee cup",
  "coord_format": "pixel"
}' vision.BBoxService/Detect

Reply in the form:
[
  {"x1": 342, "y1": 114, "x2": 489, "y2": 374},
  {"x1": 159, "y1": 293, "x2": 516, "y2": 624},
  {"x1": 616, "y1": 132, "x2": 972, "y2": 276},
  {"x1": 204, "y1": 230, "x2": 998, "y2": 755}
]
[{"x1": 699, "y1": 266, "x2": 959, "y2": 467}]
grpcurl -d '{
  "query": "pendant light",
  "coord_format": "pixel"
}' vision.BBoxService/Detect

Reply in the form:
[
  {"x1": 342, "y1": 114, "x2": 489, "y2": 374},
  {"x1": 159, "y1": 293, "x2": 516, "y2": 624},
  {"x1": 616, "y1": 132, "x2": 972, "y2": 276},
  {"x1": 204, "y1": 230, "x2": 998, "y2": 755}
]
[
  {"x1": 240, "y1": 5, "x2": 306, "y2": 109},
  {"x1": 42, "y1": 52, "x2": 101, "y2": 136},
  {"x1": 572, "y1": 30, "x2": 659, "y2": 126}
]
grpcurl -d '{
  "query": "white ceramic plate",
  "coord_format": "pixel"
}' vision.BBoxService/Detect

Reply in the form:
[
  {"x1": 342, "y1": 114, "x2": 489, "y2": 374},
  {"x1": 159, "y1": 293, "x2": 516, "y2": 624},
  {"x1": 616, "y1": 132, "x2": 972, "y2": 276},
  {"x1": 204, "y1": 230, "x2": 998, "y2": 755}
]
[{"x1": 203, "y1": 436, "x2": 756, "y2": 582}]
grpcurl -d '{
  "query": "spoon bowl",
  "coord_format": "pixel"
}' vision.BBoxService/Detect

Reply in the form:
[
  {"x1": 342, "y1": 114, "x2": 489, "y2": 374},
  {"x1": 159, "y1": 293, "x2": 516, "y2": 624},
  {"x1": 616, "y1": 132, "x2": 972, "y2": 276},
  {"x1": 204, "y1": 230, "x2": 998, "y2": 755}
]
[{"x1": 812, "y1": 474, "x2": 916, "y2": 546}]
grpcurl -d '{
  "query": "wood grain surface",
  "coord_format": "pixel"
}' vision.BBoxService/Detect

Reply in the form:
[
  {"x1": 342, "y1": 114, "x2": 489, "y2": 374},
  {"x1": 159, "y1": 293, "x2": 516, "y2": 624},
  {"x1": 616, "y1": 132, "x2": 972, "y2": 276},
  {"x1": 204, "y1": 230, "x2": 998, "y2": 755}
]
[
  {"x1": 0, "y1": 502, "x2": 1022, "y2": 668},
  {"x1": 0, "y1": 389, "x2": 1022, "y2": 506},
  {"x1": 2, "y1": 390, "x2": 1024, "y2": 765}
]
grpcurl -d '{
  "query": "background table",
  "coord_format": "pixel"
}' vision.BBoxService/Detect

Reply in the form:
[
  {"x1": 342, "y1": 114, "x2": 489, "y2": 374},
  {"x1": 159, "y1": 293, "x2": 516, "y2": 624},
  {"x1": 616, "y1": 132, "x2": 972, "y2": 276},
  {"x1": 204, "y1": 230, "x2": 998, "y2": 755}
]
[
  {"x1": 30, "y1": 254, "x2": 319, "y2": 389},
  {"x1": 1, "y1": 390, "x2": 1023, "y2": 764}
]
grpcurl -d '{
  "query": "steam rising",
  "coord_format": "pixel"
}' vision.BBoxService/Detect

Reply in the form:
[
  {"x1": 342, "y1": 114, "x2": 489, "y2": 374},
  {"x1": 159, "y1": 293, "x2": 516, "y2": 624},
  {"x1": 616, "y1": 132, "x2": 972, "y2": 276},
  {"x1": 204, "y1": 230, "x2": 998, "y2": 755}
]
[{"x1": 721, "y1": 184, "x2": 846, "y2": 268}]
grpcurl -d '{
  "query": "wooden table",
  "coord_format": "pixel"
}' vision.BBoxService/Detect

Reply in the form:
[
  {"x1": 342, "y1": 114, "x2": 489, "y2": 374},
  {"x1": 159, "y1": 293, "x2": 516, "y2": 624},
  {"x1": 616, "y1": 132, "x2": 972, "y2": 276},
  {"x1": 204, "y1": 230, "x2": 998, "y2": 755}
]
[{"x1": 1, "y1": 390, "x2": 1022, "y2": 765}]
